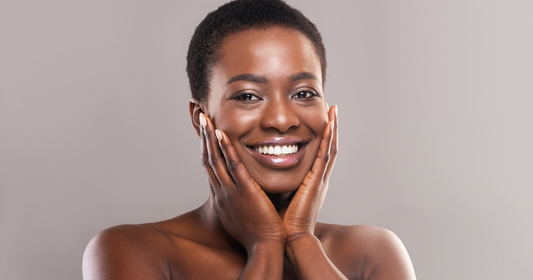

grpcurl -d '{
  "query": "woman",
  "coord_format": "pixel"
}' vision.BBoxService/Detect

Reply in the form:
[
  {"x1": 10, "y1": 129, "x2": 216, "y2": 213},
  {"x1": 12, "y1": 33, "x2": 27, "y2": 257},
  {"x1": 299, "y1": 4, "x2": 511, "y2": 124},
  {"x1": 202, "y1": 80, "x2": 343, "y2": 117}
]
[{"x1": 83, "y1": 1, "x2": 416, "y2": 279}]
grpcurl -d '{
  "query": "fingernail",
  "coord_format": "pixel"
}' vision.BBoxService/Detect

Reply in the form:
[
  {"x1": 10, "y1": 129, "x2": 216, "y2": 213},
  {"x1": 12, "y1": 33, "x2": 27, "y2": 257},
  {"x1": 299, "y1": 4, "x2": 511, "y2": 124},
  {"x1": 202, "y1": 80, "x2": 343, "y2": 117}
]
[
  {"x1": 335, "y1": 105, "x2": 338, "y2": 117},
  {"x1": 326, "y1": 102, "x2": 329, "y2": 110},
  {"x1": 215, "y1": 129, "x2": 222, "y2": 141},
  {"x1": 199, "y1": 113, "x2": 206, "y2": 128}
]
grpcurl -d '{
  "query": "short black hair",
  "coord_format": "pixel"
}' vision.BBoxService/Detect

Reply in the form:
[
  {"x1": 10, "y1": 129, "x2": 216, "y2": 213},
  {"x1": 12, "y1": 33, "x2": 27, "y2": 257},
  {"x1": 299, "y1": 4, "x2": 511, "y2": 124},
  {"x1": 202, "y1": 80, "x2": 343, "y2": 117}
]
[{"x1": 186, "y1": 0, "x2": 327, "y2": 102}]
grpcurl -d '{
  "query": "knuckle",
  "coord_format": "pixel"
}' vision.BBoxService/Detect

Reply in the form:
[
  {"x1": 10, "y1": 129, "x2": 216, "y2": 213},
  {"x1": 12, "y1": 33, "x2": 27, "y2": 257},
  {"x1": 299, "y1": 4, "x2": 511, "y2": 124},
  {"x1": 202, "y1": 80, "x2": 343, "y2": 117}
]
[
  {"x1": 208, "y1": 154, "x2": 219, "y2": 167},
  {"x1": 214, "y1": 195, "x2": 224, "y2": 206},
  {"x1": 302, "y1": 174, "x2": 317, "y2": 186},
  {"x1": 226, "y1": 161, "x2": 240, "y2": 173},
  {"x1": 204, "y1": 129, "x2": 214, "y2": 139},
  {"x1": 331, "y1": 148, "x2": 339, "y2": 156},
  {"x1": 219, "y1": 143, "x2": 229, "y2": 153},
  {"x1": 200, "y1": 155, "x2": 208, "y2": 167}
]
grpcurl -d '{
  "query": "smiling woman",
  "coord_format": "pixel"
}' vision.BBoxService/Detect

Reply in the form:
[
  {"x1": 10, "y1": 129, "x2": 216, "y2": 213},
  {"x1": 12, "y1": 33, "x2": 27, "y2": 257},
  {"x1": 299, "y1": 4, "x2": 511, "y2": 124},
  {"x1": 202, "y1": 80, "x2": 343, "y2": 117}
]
[
  {"x1": 82, "y1": 1, "x2": 415, "y2": 279},
  {"x1": 198, "y1": 27, "x2": 327, "y2": 194}
]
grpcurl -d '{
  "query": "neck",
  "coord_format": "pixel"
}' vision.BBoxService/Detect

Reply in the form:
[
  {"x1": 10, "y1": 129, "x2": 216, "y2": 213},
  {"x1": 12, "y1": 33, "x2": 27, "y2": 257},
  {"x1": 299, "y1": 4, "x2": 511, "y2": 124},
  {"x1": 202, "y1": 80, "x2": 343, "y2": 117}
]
[
  {"x1": 267, "y1": 192, "x2": 294, "y2": 210},
  {"x1": 196, "y1": 197, "x2": 243, "y2": 251}
]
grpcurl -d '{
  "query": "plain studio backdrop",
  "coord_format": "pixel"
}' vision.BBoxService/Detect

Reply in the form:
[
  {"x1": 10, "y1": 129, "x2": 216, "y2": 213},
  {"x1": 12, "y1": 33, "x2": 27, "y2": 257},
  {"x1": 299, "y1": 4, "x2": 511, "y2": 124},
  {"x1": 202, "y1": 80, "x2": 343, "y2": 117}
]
[{"x1": 1, "y1": 0, "x2": 532, "y2": 279}]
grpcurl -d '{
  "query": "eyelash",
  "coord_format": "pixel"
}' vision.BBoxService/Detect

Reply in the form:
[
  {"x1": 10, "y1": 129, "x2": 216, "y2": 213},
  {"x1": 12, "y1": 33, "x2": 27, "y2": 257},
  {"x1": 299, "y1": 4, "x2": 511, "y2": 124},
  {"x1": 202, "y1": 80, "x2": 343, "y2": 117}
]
[
  {"x1": 233, "y1": 90, "x2": 318, "y2": 102},
  {"x1": 234, "y1": 93, "x2": 261, "y2": 101},
  {"x1": 292, "y1": 90, "x2": 318, "y2": 99}
]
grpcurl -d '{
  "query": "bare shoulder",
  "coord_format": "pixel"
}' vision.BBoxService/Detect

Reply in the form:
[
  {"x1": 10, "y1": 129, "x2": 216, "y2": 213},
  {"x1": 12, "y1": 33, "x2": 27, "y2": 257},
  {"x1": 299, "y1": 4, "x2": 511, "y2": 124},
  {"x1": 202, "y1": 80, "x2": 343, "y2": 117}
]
[
  {"x1": 82, "y1": 223, "x2": 174, "y2": 280},
  {"x1": 316, "y1": 223, "x2": 416, "y2": 280}
]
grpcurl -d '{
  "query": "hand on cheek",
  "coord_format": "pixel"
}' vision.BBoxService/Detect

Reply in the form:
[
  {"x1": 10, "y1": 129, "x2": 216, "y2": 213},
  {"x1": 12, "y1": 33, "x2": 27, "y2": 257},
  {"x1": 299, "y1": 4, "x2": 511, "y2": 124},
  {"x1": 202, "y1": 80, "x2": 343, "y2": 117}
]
[
  {"x1": 282, "y1": 105, "x2": 338, "y2": 241},
  {"x1": 200, "y1": 113, "x2": 287, "y2": 250},
  {"x1": 199, "y1": 104, "x2": 338, "y2": 247}
]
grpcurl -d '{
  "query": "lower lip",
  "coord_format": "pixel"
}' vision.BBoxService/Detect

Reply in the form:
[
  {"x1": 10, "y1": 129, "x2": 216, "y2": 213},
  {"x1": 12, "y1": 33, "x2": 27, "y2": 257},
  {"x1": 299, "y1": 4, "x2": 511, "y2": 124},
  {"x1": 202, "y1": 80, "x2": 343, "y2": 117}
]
[{"x1": 248, "y1": 145, "x2": 306, "y2": 169}]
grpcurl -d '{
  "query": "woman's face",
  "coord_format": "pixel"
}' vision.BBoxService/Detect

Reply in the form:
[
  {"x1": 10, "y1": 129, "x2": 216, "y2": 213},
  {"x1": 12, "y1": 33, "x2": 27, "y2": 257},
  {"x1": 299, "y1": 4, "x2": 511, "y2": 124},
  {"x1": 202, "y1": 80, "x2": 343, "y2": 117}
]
[{"x1": 205, "y1": 26, "x2": 328, "y2": 194}]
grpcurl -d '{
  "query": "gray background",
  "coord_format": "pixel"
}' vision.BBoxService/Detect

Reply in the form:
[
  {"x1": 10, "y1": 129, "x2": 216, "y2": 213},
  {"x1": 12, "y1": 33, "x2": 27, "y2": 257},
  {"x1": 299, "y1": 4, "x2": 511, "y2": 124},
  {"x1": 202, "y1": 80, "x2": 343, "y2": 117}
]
[{"x1": 1, "y1": 0, "x2": 532, "y2": 279}]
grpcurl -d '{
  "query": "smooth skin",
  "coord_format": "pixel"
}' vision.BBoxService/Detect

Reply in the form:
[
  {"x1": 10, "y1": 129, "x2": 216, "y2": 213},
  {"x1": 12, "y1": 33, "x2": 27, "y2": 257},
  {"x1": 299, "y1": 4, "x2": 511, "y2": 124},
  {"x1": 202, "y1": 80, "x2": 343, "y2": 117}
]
[{"x1": 82, "y1": 27, "x2": 416, "y2": 280}]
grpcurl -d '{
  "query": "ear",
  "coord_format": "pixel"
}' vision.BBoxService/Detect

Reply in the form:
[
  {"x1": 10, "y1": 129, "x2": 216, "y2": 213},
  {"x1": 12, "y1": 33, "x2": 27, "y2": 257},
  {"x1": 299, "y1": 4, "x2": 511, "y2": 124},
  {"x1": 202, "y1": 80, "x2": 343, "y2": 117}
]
[{"x1": 189, "y1": 97, "x2": 205, "y2": 138}]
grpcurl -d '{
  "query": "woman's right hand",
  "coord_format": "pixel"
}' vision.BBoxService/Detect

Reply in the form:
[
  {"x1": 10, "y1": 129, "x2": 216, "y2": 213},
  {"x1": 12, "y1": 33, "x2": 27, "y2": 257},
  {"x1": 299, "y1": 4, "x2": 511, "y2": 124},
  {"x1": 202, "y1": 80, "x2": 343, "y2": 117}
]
[{"x1": 200, "y1": 113, "x2": 287, "y2": 251}]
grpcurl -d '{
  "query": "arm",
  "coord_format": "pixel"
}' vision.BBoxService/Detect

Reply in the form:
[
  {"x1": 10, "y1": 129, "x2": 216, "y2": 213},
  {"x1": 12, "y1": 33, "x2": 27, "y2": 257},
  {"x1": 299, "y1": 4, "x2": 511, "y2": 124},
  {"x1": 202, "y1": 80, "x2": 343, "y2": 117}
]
[
  {"x1": 238, "y1": 241, "x2": 285, "y2": 280},
  {"x1": 285, "y1": 234, "x2": 347, "y2": 279}
]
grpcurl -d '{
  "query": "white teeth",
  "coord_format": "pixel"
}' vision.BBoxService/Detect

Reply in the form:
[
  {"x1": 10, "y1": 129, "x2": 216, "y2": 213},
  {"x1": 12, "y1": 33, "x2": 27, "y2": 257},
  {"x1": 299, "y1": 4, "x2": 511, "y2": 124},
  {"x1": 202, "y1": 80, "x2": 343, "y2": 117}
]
[{"x1": 254, "y1": 144, "x2": 299, "y2": 156}]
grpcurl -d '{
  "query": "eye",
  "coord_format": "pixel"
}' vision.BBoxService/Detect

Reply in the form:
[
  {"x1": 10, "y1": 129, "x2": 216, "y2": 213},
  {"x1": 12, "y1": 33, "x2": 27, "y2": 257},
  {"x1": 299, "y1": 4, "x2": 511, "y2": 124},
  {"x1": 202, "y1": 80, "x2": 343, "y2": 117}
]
[
  {"x1": 235, "y1": 93, "x2": 261, "y2": 101},
  {"x1": 292, "y1": 90, "x2": 318, "y2": 99}
]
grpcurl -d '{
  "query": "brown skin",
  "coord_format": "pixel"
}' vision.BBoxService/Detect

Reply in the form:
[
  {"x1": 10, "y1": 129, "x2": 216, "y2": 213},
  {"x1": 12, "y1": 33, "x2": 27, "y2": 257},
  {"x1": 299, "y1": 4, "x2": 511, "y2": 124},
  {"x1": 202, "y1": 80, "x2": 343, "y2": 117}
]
[{"x1": 82, "y1": 27, "x2": 416, "y2": 280}]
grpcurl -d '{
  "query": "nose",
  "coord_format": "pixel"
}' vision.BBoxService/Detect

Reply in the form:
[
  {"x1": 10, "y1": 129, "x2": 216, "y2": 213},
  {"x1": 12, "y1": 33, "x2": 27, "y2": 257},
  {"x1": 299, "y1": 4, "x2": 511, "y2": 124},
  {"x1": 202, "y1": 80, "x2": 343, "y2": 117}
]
[{"x1": 260, "y1": 97, "x2": 300, "y2": 133}]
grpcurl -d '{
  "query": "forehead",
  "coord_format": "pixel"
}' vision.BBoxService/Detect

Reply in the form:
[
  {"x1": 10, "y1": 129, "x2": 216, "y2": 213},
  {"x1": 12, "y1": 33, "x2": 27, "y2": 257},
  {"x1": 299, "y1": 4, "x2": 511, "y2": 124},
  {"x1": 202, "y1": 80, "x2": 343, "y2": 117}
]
[{"x1": 210, "y1": 26, "x2": 322, "y2": 86}]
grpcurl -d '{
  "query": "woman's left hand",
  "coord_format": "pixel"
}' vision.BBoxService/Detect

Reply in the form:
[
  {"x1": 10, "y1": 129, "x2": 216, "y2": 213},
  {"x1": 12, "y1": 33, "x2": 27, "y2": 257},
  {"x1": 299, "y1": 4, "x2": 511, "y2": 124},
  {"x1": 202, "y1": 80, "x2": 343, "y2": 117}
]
[{"x1": 282, "y1": 105, "x2": 338, "y2": 241}]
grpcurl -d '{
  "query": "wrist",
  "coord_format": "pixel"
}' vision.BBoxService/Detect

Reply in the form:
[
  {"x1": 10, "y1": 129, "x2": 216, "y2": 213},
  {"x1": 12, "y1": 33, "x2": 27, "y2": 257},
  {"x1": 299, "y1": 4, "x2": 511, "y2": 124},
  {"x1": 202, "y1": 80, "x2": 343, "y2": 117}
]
[
  {"x1": 286, "y1": 233, "x2": 320, "y2": 262},
  {"x1": 247, "y1": 239, "x2": 286, "y2": 259},
  {"x1": 284, "y1": 234, "x2": 347, "y2": 280},
  {"x1": 286, "y1": 232, "x2": 319, "y2": 248},
  {"x1": 238, "y1": 239, "x2": 286, "y2": 280},
  {"x1": 285, "y1": 234, "x2": 325, "y2": 275},
  {"x1": 286, "y1": 230, "x2": 315, "y2": 243}
]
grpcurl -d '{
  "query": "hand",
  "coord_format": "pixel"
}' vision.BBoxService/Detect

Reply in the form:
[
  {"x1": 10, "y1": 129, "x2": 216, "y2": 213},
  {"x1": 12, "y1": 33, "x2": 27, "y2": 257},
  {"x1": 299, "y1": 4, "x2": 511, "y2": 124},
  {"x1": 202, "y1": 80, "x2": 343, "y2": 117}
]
[
  {"x1": 282, "y1": 105, "x2": 338, "y2": 241},
  {"x1": 199, "y1": 113, "x2": 287, "y2": 251}
]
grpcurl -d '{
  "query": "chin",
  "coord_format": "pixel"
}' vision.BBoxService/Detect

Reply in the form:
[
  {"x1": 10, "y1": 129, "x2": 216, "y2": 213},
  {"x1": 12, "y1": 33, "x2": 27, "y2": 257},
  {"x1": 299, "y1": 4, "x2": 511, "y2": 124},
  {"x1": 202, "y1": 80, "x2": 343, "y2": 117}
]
[
  {"x1": 252, "y1": 171, "x2": 307, "y2": 194},
  {"x1": 261, "y1": 184, "x2": 300, "y2": 195}
]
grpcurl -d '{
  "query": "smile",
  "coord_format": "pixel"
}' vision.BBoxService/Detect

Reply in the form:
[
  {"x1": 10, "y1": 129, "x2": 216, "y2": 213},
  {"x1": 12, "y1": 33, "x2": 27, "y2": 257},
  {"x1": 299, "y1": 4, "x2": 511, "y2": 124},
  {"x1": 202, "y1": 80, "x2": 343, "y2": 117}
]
[
  {"x1": 253, "y1": 144, "x2": 299, "y2": 156},
  {"x1": 246, "y1": 137, "x2": 307, "y2": 169}
]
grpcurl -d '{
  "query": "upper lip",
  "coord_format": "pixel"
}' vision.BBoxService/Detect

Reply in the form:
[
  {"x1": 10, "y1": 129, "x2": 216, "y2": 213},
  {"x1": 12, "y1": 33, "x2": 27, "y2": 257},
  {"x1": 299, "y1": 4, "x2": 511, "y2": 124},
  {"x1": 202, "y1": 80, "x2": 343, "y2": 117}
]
[{"x1": 247, "y1": 137, "x2": 306, "y2": 147}]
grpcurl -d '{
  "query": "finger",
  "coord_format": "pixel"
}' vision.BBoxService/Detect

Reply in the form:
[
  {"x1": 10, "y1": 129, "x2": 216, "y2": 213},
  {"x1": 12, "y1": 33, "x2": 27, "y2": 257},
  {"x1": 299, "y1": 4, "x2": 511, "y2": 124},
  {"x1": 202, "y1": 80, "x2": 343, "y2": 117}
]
[
  {"x1": 200, "y1": 117, "x2": 219, "y2": 196},
  {"x1": 215, "y1": 129, "x2": 260, "y2": 191},
  {"x1": 201, "y1": 113, "x2": 236, "y2": 189},
  {"x1": 325, "y1": 105, "x2": 338, "y2": 180},
  {"x1": 301, "y1": 117, "x2": 334, "y2": 188}
]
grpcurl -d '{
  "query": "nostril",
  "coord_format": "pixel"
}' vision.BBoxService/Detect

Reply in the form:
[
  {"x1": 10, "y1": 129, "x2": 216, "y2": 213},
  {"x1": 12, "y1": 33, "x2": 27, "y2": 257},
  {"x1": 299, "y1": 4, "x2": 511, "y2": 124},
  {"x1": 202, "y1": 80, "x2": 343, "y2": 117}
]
[{"x1": 260, "y1": 102, "x2": 300, "y2": 133}]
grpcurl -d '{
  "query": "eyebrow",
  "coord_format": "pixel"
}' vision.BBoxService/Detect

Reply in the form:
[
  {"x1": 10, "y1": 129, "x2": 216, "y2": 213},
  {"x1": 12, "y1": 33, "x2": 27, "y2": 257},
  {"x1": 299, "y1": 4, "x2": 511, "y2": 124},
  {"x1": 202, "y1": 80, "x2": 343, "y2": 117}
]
[
  {"x1": 289, "y1": 72, "x2": 319, "y2": 82},
  {"x1": 225, "y1": 72, "x2": 319, "y2": 85},
  {"x1": 226, "y1": 74, "x2": 268, "y2": 85}
]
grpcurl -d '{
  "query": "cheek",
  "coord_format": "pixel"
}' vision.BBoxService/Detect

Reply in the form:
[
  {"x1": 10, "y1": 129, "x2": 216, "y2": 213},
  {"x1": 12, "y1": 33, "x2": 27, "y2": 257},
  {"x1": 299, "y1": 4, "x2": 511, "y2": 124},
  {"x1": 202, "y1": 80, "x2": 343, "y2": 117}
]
[
  {"x1": 302, "y1": 106, "x2": 329, "y2": 138},
  {"x1": 299, "y1": 106, "x2": 328, "y2": 169},
  {"x1": 212, "y1": 111, "x2": 256, "y2": 148}
]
